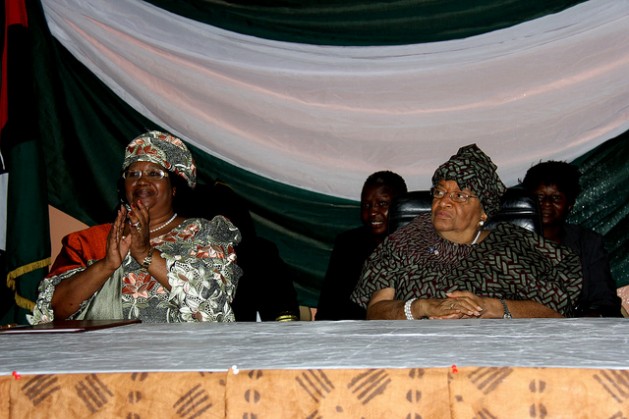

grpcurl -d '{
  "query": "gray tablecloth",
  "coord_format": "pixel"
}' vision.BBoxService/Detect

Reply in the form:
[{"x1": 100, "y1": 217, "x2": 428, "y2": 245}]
[{"x1": 2, "y1": 318, "x2": 628, "y2": 375}]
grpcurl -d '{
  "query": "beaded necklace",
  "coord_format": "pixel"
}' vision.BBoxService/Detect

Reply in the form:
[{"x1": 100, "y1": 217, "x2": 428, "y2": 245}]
[{"x1": 150, "y1": 213, "x2": 177, "y2": 233}]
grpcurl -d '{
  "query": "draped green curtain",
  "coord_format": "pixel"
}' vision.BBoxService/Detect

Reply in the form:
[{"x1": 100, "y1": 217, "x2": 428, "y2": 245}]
[
  {"x1": 143, "y1": 0, "x2": 587, "y2": 45},
  {"x1": 570, "y1": 131, "x2": 629, "y2": 287},
  {"x1": 1, "y1": 0, "x2": 51, "y2": 323}
]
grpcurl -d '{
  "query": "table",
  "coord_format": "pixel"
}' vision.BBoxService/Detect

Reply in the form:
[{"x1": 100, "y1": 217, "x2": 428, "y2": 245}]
[{"x1": 2, "y1": 319, "x2": 628, "y2": 417}]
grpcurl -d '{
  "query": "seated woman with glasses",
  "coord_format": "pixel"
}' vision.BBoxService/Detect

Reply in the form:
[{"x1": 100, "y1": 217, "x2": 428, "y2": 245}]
[
  {"x1": 29, "y1": 131, "x2": 242, "y2": 324},
  {"x1": 522, "y1": 161, "x2": 621, "y2": 317},
  {"x1": 351, "y1": 144, "x2": 583, "y2": 320}
]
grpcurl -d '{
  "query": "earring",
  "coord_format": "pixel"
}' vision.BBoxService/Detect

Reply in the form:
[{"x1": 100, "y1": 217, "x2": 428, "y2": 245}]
[{"x1": 479, "y1": 220, "x2": 485, "y2": 227}]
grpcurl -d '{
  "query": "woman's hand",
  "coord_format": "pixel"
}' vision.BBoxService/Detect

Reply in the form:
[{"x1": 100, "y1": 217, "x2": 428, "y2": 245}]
[
  {"x1": 432, "y1": 290, "x2": 503, "y2": 319},
  {"x1": 50, "y1": 206, "x2": 140, "y2": 319},
  {"x1": 123, "y1": 200, "x2": 172, "y2": 290},
  {"x1": 426, "y1": 291, "x2": 486, "y2": 319},
  {"x1": 366, "y1": 289, "x2": 499, "y2": 320},
  {"x1": 367, "y1": 289, "x2": 483, "y2": 320},
  {"x1": 124, "y1": 200, "x2": 153, "y2": 263},
  {"x1": 103, "y1": 207, "x2": 133, "y2": 271}
]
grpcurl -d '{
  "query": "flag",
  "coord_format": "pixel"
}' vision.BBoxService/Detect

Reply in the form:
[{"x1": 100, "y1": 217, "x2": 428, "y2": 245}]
[{"x1": 0, "y1": 0, "x2": 50, "y2": 324}]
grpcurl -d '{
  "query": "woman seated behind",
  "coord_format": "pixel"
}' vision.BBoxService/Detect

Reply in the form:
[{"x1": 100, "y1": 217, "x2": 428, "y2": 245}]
[
  {"x1": 351, "y1": 144, "x2": 583, "y2": 320},
  {"x1": 29, "y1": 131, "x2": 241, "y2": 324},
  {"x1": 316, "y1": 171, "x2": 407, "y2": 320},
  {"x1": 522, "y1": 161, "x2": 621, "y2": 317}
]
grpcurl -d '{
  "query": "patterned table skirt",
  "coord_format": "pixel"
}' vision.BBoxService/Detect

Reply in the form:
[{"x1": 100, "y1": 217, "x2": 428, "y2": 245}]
[{"x1": 2, "y1": 366, "x2": 627, "y2": 418}]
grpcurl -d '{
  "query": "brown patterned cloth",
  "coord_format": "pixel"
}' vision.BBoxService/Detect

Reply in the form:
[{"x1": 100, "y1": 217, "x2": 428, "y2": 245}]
[
  {"x1": 3, "y1": 367, "x2": 628, "y2": 418},
  {"x1": 2, "y1": 371, "x2": 226, "y2": 418},
  {"x1": 432, "y1": 143, "x2": 506, "y2": 217}
]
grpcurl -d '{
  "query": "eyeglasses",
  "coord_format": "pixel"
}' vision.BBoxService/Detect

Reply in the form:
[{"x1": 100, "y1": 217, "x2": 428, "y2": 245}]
[
  {"x1": 431, "y1": 188, "x2": 478, "y2": 203},
  {"x1": 123, "y1": 168, "x2": 168, "y2": 181}
]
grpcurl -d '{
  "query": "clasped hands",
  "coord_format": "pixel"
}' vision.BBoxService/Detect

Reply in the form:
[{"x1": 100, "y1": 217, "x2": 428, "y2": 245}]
[
  {"x1": 425, "y1": 290, "x2": 502, "y2": 319},
  {"x1": 104, "y1": 201, "x2": 152, "y2": 271}
]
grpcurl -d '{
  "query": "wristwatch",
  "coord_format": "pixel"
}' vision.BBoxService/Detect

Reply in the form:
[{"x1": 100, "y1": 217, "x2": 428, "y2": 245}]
[{"x1": 500, "y1": 298, "x2": 512, "y2": 319}]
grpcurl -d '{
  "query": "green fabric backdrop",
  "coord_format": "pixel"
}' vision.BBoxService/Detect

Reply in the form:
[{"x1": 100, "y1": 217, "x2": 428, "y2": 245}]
[{"x1": 143, "y1": 0, "x2": 587, "y2": 46}]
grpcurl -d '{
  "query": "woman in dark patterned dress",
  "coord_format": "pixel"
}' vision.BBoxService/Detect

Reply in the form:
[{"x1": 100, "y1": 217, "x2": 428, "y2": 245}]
[{"x1": 351, "y1": 144, "x2": 582, "y2": 320}]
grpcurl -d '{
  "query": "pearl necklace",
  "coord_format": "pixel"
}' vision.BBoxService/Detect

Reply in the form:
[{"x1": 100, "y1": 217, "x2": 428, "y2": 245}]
[{"x1": 150, "y1": 213, "x2": 178, "y2": 233}]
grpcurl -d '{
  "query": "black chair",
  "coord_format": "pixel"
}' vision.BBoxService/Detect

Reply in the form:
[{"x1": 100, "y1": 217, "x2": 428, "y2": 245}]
[{"x1": 388, "y1": 187, "x2": 542, "y2": 234}]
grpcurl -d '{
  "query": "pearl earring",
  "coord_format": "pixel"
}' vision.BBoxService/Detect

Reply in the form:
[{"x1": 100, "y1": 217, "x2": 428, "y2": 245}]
[{"x1": 479, "y1": 220, "x2": 485, "y2": 227}]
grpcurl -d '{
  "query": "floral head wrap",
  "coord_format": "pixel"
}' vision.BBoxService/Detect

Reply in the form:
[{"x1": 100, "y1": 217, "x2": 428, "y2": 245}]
[
  {"x1": 431, "y1": 144, "x2": 506, "y2": 217},
  {"x1": 122, "y1": 131, "x2": 197, "y2": 189}
]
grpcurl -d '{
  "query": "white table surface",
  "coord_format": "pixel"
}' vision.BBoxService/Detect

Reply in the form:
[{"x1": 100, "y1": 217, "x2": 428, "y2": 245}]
[{"x1": 1, "y1": 318, "x2": 628, "y2": 376}]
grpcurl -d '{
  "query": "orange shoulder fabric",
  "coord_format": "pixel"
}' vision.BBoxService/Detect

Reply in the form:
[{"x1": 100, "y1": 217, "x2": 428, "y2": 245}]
[{"x1": 48, "y1": 224, "x2": 112, "y2": 277}]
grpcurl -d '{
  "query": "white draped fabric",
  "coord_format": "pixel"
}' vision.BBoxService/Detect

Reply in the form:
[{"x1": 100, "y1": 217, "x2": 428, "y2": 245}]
[{"x1": 41, "y1": 0, "x2": 629, "y2": 200}]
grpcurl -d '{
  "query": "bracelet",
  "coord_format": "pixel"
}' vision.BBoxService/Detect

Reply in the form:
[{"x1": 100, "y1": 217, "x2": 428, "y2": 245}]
[
  {"x1": 141, "y1": 248, "x2": 154, "y2": 270},
  {"x1": 500, "y1": 298, "x2": 512, "y2": 319},
  {"x1": 275, "y1": 313, "x2": 299, "y2": 322},
  {"x1": 404, "y1": 298, "x2": 417, "y2": 320}
]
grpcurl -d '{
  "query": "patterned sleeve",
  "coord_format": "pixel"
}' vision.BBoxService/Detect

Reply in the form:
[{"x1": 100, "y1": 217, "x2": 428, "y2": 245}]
[
  {"x1": 28, "y1": 225, "x2": 110, "y2": 324},
  {"x1": 29, "y1": 267, "x2": 89, "y2": 324},
  {"x1": 527, "y1": 234, "x2": 583, "y2": 316},
  {"x1": 351, "y1": 235, "x2": 403, "y2": 309},
  {"x1": 160, "y1": 216, "x2": 242, "y2": 322}
]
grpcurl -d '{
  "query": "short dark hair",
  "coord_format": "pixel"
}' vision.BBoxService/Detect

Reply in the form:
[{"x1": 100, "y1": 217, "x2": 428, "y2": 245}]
[
  {"x1": 361, "y1": 171, "x2": 408, "y2": 198},
  {"x1": 521, "y1": 160, "x2": 581, "y2": 204}
]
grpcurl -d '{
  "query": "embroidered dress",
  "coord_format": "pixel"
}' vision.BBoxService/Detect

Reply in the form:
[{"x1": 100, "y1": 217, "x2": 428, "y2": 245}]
[
  {"x1": 30, "y1": 216, "x2": 241, "y2": 323},
  {"x1": 351, "y1": 213, "x2": 582, "y2": 316}
]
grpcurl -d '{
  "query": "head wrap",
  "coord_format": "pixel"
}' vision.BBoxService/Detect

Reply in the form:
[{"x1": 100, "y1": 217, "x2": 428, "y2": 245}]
[
  {"x1": 122, "y1": 131, "x2": 197, "y2": 189},
  {"x1": 431, "y1": 144, "x2": 506, "y2": 217}
]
